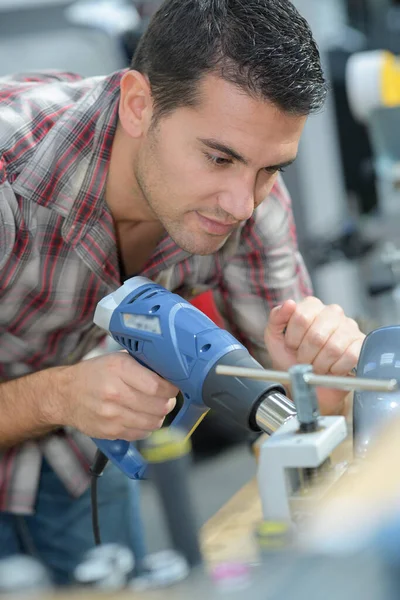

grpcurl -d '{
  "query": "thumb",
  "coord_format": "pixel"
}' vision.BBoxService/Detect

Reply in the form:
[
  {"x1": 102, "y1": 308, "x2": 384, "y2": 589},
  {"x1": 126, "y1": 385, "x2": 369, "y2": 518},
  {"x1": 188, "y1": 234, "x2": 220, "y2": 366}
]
[{"x1": 266, "y1": 300, "x2": 297, "y2": 336}]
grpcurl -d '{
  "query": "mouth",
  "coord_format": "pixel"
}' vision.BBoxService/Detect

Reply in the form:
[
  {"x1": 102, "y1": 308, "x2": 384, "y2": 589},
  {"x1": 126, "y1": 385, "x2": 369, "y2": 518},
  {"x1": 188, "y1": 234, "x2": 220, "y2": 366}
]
[{"x1": 195, "y1": 212, "x2": 237, "y2": 236}]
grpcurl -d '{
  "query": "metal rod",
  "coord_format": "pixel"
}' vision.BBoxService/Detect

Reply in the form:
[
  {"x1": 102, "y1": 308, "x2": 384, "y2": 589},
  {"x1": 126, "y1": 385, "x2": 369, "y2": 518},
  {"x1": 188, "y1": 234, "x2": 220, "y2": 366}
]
[
  {"x1": 303, "y1": 373, "x2": 397, "y2": 392},
  {"x1": 215, "y1": 365, "x2": 397, "y2": 393},
  {"x1": 216, "y1": 366, "x2": 292, "y2": 384}
]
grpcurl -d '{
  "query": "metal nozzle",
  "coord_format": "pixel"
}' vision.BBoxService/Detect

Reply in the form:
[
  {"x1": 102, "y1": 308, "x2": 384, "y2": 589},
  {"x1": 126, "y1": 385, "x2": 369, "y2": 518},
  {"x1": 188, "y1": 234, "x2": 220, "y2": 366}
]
[{"x1": 255, "y1": 392, "x2": 297, "y2": 435}]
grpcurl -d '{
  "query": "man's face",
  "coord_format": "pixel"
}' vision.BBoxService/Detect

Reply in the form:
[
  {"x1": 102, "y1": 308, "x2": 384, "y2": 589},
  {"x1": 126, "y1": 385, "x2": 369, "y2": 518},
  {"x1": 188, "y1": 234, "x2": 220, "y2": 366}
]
[{"x1": 134, "y1": 75, "x2": 306, "y2": 255}]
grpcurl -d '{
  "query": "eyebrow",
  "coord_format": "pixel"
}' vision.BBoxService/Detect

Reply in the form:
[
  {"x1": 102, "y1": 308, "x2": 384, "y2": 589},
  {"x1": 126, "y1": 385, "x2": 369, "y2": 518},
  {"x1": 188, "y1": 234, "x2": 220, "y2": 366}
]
[{"x1": 198, "y1": 137, "x2": 297, "y2": 171}]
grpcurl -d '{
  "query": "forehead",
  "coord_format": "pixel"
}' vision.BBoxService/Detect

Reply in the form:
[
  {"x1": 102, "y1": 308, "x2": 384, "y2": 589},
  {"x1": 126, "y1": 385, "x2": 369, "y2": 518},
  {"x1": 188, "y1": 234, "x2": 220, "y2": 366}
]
[{"x1": 182, "y1": 74, "x2": 306, "y2": 149}]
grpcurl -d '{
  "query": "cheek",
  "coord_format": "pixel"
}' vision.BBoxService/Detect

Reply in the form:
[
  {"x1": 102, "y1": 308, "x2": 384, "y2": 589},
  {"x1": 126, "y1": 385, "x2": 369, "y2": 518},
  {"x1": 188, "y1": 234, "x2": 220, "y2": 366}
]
[{"x1": 158, "y1": 130, "x2": 200, "y2": 177}]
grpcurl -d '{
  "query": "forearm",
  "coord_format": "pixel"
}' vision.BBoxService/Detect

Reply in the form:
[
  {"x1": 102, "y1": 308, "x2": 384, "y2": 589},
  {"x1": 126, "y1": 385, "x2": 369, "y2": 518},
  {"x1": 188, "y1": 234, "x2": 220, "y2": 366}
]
[{"x1": 0, "y1": 367, "x2": 66, "y2": 448}]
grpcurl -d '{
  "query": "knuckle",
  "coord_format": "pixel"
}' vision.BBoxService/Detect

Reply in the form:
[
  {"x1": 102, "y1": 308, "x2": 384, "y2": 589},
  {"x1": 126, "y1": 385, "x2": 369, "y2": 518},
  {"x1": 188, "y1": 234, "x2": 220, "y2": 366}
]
[
  {"x1": 329, "y1": 362, "x2": 344, "y2": 376},
  {"x1": 326, "y1": 344, "x2": 343, "y2": 362},
  {"x1": 146, "y1": 376, "x2": 161, "y2": 397},
  {"x1": 103, "y1": 384, "x2": 122, "y2": 404},
  {"x1": 99, "y1": 401, "x2": 118, "y2": 420},
  {"x1": 157, "y1": 397, "x2": 176, "y2": 417},
  {"x1": 307, "y1": 330, "x2": 326, "y2": 348},
  {"x1": 310, "y1": 360, "x2": 325, "y2": 375},
  {"x1": 346, "y1": 317, "x2": 361, "y2": 332},
  {"x1": 99, "y1": 403, "x2": 118, "y2": 427},
  {"x1": 293, "y1": 311, "x2": 310, "y2": 330},
  {"x1": 304, "y1": 296, "x2": 323, "y2": 307},
  {"x1": 329, "y1": 303, "x2": 344, "y2": 316},
  {"x1": 345, "y1": 346, "x2": 360, "y2": 365}
]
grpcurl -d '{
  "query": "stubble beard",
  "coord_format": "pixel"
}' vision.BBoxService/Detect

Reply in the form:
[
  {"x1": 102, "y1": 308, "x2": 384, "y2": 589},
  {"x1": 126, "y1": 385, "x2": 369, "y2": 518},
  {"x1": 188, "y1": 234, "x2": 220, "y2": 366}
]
[{"x1": 134, "y1": 162, "x2": 229, "y2": 256}]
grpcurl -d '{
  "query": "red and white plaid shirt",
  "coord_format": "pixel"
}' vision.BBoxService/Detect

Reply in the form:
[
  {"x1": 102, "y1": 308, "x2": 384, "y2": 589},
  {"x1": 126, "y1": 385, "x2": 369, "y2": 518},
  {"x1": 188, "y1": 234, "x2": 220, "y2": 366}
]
[{"x1": 0, "y1": 70, "x2": 312, "y2": 514}]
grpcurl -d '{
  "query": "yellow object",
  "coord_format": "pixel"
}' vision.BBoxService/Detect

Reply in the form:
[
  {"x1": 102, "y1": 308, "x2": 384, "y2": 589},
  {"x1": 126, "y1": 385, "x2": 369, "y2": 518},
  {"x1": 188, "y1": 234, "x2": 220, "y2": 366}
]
[
  {"x1": 257, "y1": 521, "x2": 289, "y2": 536},
  {"x1": 184, "y1": 410, "x2": 209, "y2": 441},
  {"x1": 254, "y1": 520, "x2": 292, "y2": 550},
  {"x1": 381, "y1": 51, "x2": 400, "y2": 107},
  {"x1": 141, "y1": 428, "x2": 192, "y2": 463}
]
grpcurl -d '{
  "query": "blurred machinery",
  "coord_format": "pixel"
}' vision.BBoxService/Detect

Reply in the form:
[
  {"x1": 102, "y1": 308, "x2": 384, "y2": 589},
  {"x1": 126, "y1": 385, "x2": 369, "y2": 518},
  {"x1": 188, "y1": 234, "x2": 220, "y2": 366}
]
[
  {"x1": 0, "y1": 0, "x2": 140, "y2": 78},
  {"x1": 347, "y1": 48, "x2": 400, "y2": 218},
  {"x1": 345, "y1": 46, "x2": 400, "y2": 330},
  {"x1": 277, "y1": 2, "x2": 400, "y2": 331}
]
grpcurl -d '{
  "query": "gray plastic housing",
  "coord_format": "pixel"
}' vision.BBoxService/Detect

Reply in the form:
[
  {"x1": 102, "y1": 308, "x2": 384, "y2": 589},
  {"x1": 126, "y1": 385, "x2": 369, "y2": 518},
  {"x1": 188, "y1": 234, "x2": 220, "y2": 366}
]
[
  {"x1": 353, "y1": 325, "x2": 400, "y2": 458},
  {"x1": 202, "y1": 349, "x2": 286, "y2": 431}
]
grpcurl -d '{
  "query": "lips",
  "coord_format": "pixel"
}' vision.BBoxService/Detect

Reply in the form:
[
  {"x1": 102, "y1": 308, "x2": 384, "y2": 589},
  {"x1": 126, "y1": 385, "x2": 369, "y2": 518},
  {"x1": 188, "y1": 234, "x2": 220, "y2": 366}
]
[{"x1": 195, "y1": 212, "x2": 236, "y2": 236}]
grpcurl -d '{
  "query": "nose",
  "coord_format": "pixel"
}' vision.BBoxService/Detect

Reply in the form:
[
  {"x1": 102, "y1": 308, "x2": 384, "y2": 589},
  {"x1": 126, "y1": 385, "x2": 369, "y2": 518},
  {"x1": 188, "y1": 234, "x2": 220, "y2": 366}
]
[{"x1": 217, "y1": 177, "x2": 255, "y2": 222}]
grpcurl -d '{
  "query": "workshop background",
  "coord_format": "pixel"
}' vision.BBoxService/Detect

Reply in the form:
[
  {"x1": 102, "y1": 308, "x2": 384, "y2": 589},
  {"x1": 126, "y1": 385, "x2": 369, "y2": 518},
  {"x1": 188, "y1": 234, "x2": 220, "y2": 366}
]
[{"x1": 3, "y1": 0, "x2": 400, "y2": 565}]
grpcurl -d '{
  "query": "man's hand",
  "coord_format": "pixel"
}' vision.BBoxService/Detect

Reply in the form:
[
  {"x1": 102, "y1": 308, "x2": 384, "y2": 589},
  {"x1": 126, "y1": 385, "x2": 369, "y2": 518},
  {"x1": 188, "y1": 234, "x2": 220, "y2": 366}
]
[
  {"x1": 53, "y1": 353, "x2": 178, "y2": 441},
  {"x1": 264, "y1": 297, "x2": 365, "y2": 415}
]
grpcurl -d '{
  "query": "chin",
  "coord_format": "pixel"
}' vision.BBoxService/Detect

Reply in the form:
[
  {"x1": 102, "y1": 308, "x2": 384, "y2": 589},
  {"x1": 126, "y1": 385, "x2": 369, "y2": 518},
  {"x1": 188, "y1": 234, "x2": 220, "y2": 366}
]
[{"x1": 171, "y1": 231, "x2": 228, "y2": 256}]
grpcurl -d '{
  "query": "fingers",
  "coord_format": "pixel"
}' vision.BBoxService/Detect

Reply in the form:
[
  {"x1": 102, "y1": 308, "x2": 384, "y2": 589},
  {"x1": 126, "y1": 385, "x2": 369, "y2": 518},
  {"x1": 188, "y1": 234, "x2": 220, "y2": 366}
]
[
  {"x1": 274, "y1": 296, "x2": 365, "y2": 375},
  {"x1": 325, "y1": 337, "x2": 365, "y2": 376},
  {"x1": 114, "y1": 353, "x2": 180, "y2": 399},
  {"x1": 99, "y1": 400, "x2": 176, "y2": 441},
  {"x1": 283, "y1": 297, "x2": 324, "y2": 351},
  {"x1": 294, "y1": 303, "x2": 345, "y2": 366},
  {"x1": 119, "y1": 391, "x2": 177, "y2": 417},
  {"x1": 266, "y1": 300, "x2": 297, "y2": 336},
  {"x1": 299, "y1": 310, "x2": 364, "y2": 375}
]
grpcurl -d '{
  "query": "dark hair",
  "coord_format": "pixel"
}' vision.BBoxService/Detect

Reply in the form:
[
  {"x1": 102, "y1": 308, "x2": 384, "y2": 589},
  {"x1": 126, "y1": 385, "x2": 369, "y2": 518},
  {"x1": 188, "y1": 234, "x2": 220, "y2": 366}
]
[{"x1": 131, "y1": 0, "x2": 327, "y2": 119}]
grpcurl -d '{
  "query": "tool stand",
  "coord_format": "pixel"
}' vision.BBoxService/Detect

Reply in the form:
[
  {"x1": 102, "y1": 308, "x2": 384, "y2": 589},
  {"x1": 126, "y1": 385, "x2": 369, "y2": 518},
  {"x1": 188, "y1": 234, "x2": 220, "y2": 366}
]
[{"x1": 257, "y1": 415, "x2": 347, "y2": 523}]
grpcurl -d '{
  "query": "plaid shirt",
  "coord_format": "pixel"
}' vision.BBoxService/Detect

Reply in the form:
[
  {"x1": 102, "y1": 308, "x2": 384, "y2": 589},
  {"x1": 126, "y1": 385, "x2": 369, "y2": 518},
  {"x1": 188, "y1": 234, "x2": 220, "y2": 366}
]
[{"x1": 0, "y1": 70, "x2": 311, "y2": 514}]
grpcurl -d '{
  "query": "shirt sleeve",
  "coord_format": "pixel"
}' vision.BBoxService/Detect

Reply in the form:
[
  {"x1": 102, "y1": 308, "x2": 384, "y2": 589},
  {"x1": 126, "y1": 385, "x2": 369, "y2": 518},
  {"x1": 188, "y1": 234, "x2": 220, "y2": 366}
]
[{"x1": 217, "y1": 176, "x2": 313, "y2": 367}]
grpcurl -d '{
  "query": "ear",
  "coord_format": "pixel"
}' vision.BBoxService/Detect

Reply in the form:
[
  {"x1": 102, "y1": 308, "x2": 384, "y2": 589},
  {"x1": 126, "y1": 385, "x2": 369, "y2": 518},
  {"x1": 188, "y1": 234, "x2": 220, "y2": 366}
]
[{"x1": 119, "y1": 70, "x2": 153, "y2": 138}]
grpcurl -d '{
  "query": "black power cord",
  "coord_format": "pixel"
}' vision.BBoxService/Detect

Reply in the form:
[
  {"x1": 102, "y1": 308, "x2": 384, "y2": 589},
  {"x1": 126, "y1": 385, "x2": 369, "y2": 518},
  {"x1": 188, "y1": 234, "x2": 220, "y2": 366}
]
[{"x1": 89, "y1": 450, "x2": 109, "y2": 546}]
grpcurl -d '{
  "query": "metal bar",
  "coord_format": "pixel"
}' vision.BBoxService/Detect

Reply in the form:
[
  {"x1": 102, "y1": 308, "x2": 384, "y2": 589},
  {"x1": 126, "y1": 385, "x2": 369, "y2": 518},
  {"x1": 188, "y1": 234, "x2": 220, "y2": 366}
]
[
  {"x1": 215, "y1": 365, "x2": 397, "y2": 393},
  {"x1": 216, "y1": 366, "x2": 292, "y2": 384},
  {"x1": 303, "y1": 373, "x2": 397, "y2": 392}
]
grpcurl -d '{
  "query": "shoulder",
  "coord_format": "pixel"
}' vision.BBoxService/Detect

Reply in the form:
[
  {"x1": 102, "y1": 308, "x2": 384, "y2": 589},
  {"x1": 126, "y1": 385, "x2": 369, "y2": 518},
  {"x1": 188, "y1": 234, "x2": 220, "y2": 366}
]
[{"x1": 0, "y1": 71, "x2": 102, "y2": 179}]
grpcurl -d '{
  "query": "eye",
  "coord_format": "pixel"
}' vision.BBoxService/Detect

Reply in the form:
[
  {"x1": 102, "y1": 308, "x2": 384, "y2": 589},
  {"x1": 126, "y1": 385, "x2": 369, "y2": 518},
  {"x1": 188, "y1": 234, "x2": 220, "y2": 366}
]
[
  {"x1": 204, "y1": 153, "x2": 232, "y2": 167},
  {"x1": 264, "y1": 166, "x2": 286, "y2": 175}
]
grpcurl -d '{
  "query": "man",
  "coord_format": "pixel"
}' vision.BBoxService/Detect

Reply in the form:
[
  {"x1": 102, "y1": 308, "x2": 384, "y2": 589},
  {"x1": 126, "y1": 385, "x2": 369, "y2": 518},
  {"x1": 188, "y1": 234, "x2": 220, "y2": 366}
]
[{"x1": 0, "y1": 0, "x2": 365, "y2": 586}]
